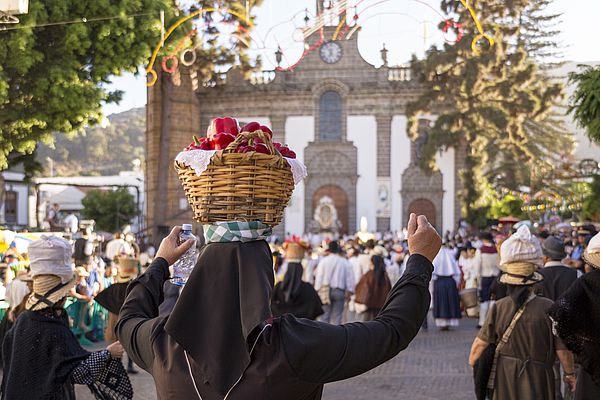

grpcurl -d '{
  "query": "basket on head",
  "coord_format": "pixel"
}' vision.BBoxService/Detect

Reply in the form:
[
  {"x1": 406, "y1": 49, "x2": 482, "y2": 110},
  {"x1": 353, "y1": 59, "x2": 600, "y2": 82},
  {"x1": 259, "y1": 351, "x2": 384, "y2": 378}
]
[{"x1": 175, "y1": 130, "x2": 295, "y2": 226}]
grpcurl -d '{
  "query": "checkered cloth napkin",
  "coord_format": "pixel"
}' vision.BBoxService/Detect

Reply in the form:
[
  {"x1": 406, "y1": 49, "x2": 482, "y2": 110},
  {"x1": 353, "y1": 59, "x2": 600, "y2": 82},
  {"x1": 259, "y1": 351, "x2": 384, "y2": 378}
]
[{"x1": 203, "y1": 221, "x2": 272, "y2": 243}]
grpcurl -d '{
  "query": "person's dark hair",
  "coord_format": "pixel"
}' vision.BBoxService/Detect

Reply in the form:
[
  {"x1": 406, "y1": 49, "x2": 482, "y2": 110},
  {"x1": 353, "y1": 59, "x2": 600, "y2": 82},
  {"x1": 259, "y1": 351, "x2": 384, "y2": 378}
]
[
  {"x1": 371, "y1": 255, "x2": 386, "y2": 286},
  {"x1": 481, "y1": 232, "x2": 494, "y2": 242},
  {"x1": 327, "y1": 240, "x2": 341, "y2": 254},
  {"x1": 365, "y1": 239, "x2": 375, "y2": 250}
]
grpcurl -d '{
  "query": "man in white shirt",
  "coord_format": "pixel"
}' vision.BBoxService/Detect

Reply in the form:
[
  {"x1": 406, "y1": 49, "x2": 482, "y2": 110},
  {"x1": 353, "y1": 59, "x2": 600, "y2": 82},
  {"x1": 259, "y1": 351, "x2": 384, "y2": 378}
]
[
  {"x1": 314, "y1": 241, "x2": 355, "y2": 325},
  {"x1": 105, "y1": 233, "x2": 132, "y2": 261},
  {"x1": 62, "y1": 212, "x2": 79, "y2": 234}
]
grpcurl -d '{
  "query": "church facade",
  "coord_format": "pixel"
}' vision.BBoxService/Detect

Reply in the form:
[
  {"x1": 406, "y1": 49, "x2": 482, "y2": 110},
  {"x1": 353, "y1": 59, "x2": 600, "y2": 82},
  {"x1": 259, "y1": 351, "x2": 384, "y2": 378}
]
[{"x1": 145, "y1": 23, "x2": 464, "y2": 241}]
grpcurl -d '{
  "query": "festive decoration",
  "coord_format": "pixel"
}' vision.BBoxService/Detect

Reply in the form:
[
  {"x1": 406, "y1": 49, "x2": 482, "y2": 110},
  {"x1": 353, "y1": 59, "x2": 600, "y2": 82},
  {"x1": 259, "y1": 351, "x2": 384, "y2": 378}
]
[
  {"x1": 458, "y1": 0, "x2": 494, "y2": 54},
  {"x1": 145, "y1": 0, "x2": 479, "y2": 79}
]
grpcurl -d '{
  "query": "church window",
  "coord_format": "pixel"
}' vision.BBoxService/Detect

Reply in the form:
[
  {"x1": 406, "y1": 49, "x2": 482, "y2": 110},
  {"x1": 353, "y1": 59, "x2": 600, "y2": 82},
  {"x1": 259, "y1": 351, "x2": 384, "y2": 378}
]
[{"x1": 319, "y1": 91, "x2": 342, "y2": 141}]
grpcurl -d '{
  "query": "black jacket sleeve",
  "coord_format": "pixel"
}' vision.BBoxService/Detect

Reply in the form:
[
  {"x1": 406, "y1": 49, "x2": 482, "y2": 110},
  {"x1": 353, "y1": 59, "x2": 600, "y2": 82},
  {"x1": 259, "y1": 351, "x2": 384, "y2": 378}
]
[
  {"x1": 281, "y1": 253, "x2": 433, "y2": 383},
  {"x1": 115, "y1": 257, "x2": 170, "y2": 373}
]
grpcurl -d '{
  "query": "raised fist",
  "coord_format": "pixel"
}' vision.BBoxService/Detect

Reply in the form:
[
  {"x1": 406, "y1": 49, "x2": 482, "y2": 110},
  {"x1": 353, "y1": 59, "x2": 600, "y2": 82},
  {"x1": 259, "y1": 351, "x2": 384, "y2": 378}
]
[{"x1": 407, "y1": 213, "x2": 442, "y2": 263}]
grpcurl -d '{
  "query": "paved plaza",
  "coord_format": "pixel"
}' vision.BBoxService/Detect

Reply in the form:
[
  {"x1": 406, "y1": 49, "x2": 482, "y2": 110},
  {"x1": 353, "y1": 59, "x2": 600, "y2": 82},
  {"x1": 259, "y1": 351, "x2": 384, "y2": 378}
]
[{"x1": 76, "y1": 314, "x2": 478, "y2": 400}]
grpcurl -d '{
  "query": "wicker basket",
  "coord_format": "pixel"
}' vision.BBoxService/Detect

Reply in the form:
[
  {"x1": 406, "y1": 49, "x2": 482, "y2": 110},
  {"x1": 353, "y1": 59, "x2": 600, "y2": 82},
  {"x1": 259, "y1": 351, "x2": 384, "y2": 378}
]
[{"x1": 174, "y1": 130, "x2": 295, "y2": 226}]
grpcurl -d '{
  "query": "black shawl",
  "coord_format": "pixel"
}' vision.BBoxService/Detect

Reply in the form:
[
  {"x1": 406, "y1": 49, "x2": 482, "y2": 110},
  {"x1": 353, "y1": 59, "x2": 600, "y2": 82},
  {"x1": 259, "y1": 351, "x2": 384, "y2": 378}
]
[
  {"x1": 94, "y1": 283, "x2": 129, "y2": 314},
  {"x1": 548, "y1": 269, "x2": 600, "y2": 387},
  {"x1": 1, "y1": 309, "x2": 89, "y2": 400},
  {"x1": 271, "y1": 262, "x2": 323, "y2": 320},
  {"x1": 165, "y1": 241, "x2": 274, "y2": 396}
]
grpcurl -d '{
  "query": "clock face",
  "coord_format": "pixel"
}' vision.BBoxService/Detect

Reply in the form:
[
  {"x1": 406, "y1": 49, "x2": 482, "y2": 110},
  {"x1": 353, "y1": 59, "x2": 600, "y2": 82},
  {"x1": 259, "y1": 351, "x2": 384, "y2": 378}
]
[{"x1": 319, "y1": 41, "x2": 342, "y2": 64}]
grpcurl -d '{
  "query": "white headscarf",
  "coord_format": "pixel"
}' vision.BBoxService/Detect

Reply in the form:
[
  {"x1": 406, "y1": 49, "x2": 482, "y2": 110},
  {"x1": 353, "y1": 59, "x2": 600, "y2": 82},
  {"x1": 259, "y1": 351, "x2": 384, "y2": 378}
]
[
  {"x1": 432, "y1": 247, "x2": 461, "y2": 279},
  {"x1": 500, "y1": 225, "x2": 543, "y2": 267},
  {"x1": 27, "y1": 236, "x2": 75, "y2": 284}
]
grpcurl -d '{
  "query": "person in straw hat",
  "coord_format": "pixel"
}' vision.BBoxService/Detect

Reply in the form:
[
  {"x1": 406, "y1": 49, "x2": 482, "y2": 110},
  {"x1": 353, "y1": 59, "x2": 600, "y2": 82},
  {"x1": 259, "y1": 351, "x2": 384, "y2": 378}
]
[
  {"x1": 271, "y1": 237, "x2": 323, "y2": 320},
  {"x1": 1, "y1": 235, "x2": 132, "y2": 400},
  {"x1": 549, "y1": 231, "x2": 600, "y2": 400},
  {"x1": 469, "y1": 226, "x2": 576, "y2": 400},
  {"x1": 116, "y1": 214, "x2": 441, "y2": 399}
]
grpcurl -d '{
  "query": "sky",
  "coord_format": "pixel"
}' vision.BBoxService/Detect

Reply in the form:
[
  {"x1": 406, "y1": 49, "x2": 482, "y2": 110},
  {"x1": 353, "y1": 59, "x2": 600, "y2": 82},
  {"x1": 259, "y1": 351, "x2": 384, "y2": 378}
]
[{"x1": 102, "y1": 0, "x2": 600, "y2": 116}]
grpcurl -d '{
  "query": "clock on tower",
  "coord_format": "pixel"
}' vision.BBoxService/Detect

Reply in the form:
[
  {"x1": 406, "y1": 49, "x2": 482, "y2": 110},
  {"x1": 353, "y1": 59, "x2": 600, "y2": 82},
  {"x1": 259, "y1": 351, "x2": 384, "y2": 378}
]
[{"x1": 319, "y1": 41, "x2": 342, "y2": 64}]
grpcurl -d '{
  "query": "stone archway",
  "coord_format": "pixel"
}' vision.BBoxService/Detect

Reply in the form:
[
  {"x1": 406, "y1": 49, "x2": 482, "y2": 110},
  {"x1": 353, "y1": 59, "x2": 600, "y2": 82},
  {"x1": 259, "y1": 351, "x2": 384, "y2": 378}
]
[
  {"x1": 312, "y1": 185, "x2": 349, "y2": 234},
  {"x1": 408, "y1": 198, "x2": 437, "y2": 227}
]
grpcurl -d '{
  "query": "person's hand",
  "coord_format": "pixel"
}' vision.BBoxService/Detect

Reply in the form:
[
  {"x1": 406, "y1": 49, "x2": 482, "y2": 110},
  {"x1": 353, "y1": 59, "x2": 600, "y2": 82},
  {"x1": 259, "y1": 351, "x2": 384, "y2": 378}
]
[
  {"x1": 407, "y1": 213, "x2": 442, "y2": 263},
  {"x1": 106, "y1": 341, "x2": 125, "y2": 359},
  {"x1": 563, "y1": 374, "x2": 577, "y2": 393},
  {"x1": 155, "y1": 226, "x2": 195, "y2": 265}
]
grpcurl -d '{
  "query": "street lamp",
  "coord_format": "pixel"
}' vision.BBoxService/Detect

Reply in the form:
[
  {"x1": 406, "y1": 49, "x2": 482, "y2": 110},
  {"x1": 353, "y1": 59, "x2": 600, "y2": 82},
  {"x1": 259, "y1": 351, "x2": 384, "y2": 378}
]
[
  {"x1": 275, "y1": 46, "x2": 283, "y2": 67},
  {"x1": 380, "y1": 43, "x2": 388, "y2": 67}
]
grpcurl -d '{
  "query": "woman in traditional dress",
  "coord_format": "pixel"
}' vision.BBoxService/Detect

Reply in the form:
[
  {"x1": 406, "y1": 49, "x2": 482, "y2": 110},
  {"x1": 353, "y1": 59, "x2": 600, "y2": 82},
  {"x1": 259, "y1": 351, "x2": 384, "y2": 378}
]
[
  {"x1": 1, "y1": 236, "x2": 131, "y2": 400},
  {"x1": 354, "y1": 255, "x2": 392, "y2": 321},
  {"x1": 116, "y1": 214, "x2": 441, "y2": 399},
  {"x1": 549, "y1": 231, "x2": 600, "y2": 400},
  {"x1": 271, "y1": 239, "x2": 323, "y2": 320},
  {"x1": 469, "y1": 226, "x2": 576, "y2": 400},
  {"x1": 432, "y1": 246, "x2": 462, "y2": 330}
]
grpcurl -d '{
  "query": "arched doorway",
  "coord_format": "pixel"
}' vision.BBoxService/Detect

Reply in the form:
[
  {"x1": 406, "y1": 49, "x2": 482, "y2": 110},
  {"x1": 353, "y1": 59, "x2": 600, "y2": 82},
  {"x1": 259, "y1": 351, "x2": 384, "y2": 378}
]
[
  {"x1": 312, "y1": 185, "x2": 349, "y2": 234},
  {"x1": 408, "y1": 198, "x2": 436, "y2": 227}
]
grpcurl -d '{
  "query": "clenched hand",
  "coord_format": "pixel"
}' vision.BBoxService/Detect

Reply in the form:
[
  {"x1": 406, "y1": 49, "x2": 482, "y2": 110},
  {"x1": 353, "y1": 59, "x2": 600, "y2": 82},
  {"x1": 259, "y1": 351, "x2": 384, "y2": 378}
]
[{"x1": 407, "y1": 213, "x2": 442, "y2": 263}]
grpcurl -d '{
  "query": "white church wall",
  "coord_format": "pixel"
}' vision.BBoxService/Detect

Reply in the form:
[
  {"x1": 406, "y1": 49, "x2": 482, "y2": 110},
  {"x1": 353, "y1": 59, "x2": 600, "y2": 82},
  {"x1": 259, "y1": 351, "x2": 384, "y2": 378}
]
[
  {"x1": 435, "y1": 148, "x2": 456, "y2": 234},
  {"x1": 347, "y1": 116, "x2": 377, "y2": 232},
  {"x1": 284, "y1": 116, "x2": 314, "y2": 235},
  {"x1": 390, "y1": 116, "x2": 411, "y2": 232}
]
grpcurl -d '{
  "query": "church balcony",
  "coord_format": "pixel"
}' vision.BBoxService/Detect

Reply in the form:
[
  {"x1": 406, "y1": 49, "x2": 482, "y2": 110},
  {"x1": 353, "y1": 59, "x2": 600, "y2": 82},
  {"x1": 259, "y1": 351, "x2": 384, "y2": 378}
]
[
  {"x1": 387, "y1": 65, "x2": 412, "y2": 82},
  {"x1": 249, "y1": 70, "x2": 276, "y2": 85}
]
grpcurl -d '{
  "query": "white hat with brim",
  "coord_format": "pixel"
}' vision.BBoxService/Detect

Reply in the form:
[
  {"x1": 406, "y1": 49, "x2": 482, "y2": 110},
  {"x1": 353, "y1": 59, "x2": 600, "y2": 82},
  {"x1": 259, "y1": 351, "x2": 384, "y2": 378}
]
[
  {"x1": 583, "y1": 232, "x2": 600, "y2": 270},
  {"x1": 499, "y1": 262, "x2": 543, "y2": 286}
]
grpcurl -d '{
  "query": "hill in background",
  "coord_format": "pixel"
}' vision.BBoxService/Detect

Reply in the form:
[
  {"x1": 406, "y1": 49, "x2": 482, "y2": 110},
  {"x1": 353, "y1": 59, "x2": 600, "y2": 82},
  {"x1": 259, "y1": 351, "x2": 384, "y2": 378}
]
[{"x1": 37, "y1": 107, "x2": 145, "y2": 176}]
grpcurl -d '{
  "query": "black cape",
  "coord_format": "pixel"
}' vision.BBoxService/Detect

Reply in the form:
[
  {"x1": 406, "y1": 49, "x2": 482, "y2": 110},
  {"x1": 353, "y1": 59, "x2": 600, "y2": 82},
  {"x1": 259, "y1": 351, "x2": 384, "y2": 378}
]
[
  {"x1": 165, "y1": 241, "x2": 274, "y2": 396},
  {"x1": 534, "y1": 264, "x2": 578, "y2": 300},
  {"x1": 1, "y1": 309, "x2": 89, "y2": 400},
  {"x1": 271, "y1": 262, "x2": 323, "y2": 320},
  {"x1": 548, "y1": 269, "x2": 600, "y2": 387},
  {"x1": 94, "y1": 283, "x2": 129, "y2": 314}
]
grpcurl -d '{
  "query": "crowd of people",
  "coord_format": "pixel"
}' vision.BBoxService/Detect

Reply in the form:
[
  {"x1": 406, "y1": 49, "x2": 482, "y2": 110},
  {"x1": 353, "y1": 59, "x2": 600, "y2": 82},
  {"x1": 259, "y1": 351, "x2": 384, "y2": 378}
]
[{"x1": 0, "y1": 217, "x2": 598, "y2": 399}]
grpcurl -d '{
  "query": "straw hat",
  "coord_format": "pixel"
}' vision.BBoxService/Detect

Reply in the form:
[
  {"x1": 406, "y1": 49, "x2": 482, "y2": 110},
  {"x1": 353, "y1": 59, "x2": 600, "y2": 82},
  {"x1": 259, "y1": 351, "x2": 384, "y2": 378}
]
[
  {"x1": 26, "y1": 236, "x2": 77, "y2": 311},
  {"x1": 282, "y1": 236, "x2": 309, "y2": 262},
  {"x1": 583, "y1": 232, "x2": 600, "y2": 270},
  {"x1": 499, "y1": 226, "x2": 543, "y2": 285},
  {"x1": 75, "y1": 266, "x2": 90, "y2": 278},
  {"x1": 116, "y1": 256, "x2": 138, "y2": 283}
]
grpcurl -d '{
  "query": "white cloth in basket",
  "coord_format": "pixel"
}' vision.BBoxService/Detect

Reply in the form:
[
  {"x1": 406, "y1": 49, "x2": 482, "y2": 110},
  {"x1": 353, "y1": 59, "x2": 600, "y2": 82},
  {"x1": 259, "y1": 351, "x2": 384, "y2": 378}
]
[{"x1": 175, "y1": 150, "x2": 307, "y2": 185}]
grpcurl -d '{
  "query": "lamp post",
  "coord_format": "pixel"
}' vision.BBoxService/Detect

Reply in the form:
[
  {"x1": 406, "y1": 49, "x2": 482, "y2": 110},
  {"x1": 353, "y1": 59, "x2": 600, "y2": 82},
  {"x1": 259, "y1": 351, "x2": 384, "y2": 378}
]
[
  {"x1": 275, "y1": 46, "x2": 283, "y2": 67},
  {"x1": 380, "y1": 43, "x2": 389, "y2": 67}
]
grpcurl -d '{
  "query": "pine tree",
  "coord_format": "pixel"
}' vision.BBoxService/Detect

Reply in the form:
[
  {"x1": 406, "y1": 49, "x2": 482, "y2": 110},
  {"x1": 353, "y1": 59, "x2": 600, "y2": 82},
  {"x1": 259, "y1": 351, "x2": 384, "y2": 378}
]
[{"x1": 407, "y1": 0, "x2": 572, "y2": 223}]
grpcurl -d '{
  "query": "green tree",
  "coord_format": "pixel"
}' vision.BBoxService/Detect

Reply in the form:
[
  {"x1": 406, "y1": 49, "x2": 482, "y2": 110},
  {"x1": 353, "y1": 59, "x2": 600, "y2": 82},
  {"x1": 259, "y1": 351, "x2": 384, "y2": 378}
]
[
  {"x1": 581, "y1": 175, "x2": 600, "y2": 220},
  {"x1": 81, "y1": 188, "x2": 137, "y2": 232},
  {"x1": 0, "y1": 0, "x2": 263, "y2": 169},
  {"x1": 569, "y1": 65, "x2": 600, "y2": 144},
  {"x1": 407, "y1": 0, "x2": 572, "y2": 223},
  {"x1": 488, "y1": 194, "x2": 526, "y2": 219}
]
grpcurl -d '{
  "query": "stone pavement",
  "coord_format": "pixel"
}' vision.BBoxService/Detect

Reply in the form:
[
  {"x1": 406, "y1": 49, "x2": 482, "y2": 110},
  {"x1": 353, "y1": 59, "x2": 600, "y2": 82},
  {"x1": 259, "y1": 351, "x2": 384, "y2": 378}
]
[{"x1": 77, "y1": 314, "x2": 478, "y2": 400}]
